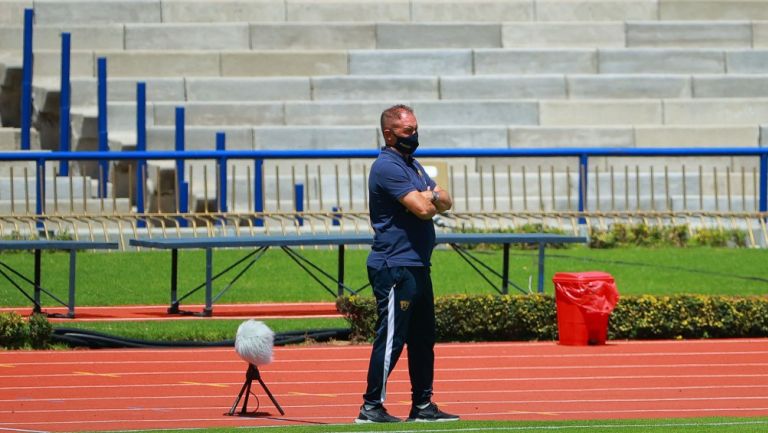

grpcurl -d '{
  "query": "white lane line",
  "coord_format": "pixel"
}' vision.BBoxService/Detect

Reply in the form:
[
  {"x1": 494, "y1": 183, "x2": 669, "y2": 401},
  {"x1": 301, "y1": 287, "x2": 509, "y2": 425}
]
[
  {"x1": 3, "y1": 361, "x2": 767, "y2": 376},
  {"x1": 3, "y1": 374, "x2": 768, "y2": 391},
  {"x1": 4, "y1": 384, "x2": 767, "y2": 403},
  {"x1": 4, "y1": 350, "x2": 768, "y2": 366},
  {"x1": 2, "y1": 338, "x2": 767, "y2": 358},
  {"x1": 6, "y1": 395, "x2": 768, "y2": 415},
  {"x1": 0, "y1": 428, "x2": 51, "y2": 433}
]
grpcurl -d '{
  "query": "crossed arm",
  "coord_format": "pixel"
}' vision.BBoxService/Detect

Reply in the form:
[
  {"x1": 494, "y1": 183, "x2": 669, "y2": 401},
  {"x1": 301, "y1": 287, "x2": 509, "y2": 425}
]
[{"x1": 399, "y1": 185, "x2": 453, "y2": 220}]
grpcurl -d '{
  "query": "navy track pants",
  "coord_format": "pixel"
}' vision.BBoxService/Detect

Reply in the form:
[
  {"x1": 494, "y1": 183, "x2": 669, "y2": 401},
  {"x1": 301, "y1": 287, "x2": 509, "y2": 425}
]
[{"x1": 362, "y1": 265, "x2": 435, "y2": 407}]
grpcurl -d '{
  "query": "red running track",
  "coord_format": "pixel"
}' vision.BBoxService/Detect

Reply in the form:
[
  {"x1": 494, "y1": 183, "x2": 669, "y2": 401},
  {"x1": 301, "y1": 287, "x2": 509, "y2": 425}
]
[{"x1": 1, "y1": 339, "x2": 767, "y2": 431}]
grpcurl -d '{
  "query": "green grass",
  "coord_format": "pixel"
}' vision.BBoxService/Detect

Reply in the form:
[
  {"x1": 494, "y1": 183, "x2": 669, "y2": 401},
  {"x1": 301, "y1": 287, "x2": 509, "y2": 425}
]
[
  {"x1": 57, "y1": 317, "x2": 349, "y2": 342},
  {"x1": 2, "y1": 246, "x2": 767, "y2": 308},
  {"x1": 112, "y1": 417, "x2": 768, "y2": 433}
]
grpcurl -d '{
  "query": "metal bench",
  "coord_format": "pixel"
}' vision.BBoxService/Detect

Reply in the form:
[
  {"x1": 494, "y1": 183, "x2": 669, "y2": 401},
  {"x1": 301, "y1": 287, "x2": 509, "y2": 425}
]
[
  {"x1": 130, "y1": 233, "x2": 586, "y2": 316},
  {"x1": 0, "y1": 240, "x2": 119, "y2": 318}
]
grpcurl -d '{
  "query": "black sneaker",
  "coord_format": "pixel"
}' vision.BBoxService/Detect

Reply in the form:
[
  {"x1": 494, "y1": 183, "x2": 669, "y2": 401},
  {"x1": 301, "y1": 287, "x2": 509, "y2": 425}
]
[
  {"x1": 407, "y1": 402, "x2": 460, "y2": 422},
  {"x1": 354, "y1": 405, "x2": 401, "y2": 423}
]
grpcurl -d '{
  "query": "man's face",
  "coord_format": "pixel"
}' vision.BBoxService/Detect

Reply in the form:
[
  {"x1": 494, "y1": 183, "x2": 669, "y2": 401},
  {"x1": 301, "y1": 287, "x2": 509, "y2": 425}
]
[{"x1": 384, "y1": 111, "x2": 418, "y2": 146}]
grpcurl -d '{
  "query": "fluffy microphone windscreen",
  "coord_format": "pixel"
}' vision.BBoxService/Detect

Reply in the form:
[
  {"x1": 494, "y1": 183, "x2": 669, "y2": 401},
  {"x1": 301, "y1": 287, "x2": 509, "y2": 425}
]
[{"x1": 234, "y1": 320, "x2": 275, "y2": 366}]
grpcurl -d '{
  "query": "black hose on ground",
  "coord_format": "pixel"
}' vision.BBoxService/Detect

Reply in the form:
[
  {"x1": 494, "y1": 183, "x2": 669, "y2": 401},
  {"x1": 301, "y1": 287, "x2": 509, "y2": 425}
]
[{"x1": 51, "y1": 327, "x2": 352, "y2": 349}]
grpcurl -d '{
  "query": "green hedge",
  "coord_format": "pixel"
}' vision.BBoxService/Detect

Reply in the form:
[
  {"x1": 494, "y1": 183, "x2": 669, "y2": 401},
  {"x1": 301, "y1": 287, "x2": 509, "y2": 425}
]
[
  {"x1": 336, "y1": 294, "x2": 768, "y2": 342},
  {"x1": 588, "y1": 224, "x2": 748, "y2": 248},
  {"x1": 0, "y1": 312, "x2": 53, "y2": 349}
]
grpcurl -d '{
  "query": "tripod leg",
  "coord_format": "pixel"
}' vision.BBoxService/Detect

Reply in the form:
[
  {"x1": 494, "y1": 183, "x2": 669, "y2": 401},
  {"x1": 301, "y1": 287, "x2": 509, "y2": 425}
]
[
  {"x1": 240, "y1": 372, "x2": 254, "y2": 414},
  {"x1": 227, "y1": 376, "x2": 251, "y2": 416},
  {"x1": 257, "y1": 376, "x2": 285, "y2": 416}
]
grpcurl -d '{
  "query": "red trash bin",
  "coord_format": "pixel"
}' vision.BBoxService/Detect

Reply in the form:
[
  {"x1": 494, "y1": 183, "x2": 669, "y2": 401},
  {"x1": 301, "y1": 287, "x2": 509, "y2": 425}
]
[{"x1": 553, "y1": 272, "x2": 619, "y2": 346}]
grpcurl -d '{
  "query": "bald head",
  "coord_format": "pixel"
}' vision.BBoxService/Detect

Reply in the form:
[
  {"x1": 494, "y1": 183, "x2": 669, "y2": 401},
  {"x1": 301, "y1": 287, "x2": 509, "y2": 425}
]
[
  {"x1": 380, "y1": 104, "x2": 415, "y2": 133},
  {"x1": 380, "y1": 104, "x2": 418, "y2": 147}
]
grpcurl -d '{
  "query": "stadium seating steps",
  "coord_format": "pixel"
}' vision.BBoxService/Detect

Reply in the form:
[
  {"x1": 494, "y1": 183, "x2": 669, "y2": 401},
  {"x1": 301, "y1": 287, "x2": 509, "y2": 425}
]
[{"x1": 0, "y1": 0, "x2": 766, "y2": 214}]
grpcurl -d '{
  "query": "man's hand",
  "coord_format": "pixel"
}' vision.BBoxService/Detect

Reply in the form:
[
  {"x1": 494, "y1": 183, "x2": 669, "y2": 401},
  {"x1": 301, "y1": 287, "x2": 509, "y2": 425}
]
[{"x1": 431, "y1": 185, "x2": 453, "y2": 213}]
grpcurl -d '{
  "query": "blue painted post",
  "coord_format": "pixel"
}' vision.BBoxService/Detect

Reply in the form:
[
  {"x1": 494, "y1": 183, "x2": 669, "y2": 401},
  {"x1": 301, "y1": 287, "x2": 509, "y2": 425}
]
[
  {"x1": 58, "y1": 33, "x2": 71, "y2": 176},
  {"x1": 578, "y1": 154, "x2": 588, "y2": 225},
  {"x1": 174, "y1": 107, "x2": 188, "y2": 222},
  {"x1": 254, "y1": 158, "x2": 264, "y2": 227},
  {"x1": 135, "y1": 82, "x2": 146, "y2": 227},
  {"x1": 760, "y1": 153, "x2": 767, "y2": 214},
  {"x1": 20, "y1": 8, "x2": 34, "y2": 151},
  {"x1": 97, "y1": 57, "x2": 109, "y2": 198},
  {"x1": 295, "y1": 183, "x2": 304, "y2": 226},
  {"x1": 35, "y1": 159, "x2": 44, "y2": 218},
  {"x1": 216, "y1": 132, "x2": 227, "y2": 213},
  {"x1": 332, "y1": 206, "x2": 341, "y2": 226}
]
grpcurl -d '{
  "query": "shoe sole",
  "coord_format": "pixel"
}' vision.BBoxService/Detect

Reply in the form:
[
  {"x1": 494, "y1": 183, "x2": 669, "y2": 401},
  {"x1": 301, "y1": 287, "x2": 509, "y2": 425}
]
[
  {"x1": 407, "y1": 418, "x2": 460, "y2": 422},
  {"x1": 354, "y1": 418, "x2": 400, "y2": 424}
]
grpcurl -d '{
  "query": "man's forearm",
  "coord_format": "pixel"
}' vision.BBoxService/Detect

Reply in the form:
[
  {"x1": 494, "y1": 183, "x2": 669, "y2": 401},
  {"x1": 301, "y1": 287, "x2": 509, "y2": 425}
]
[{"x1": 434, "y1": 188, "x2": 453, "y2": 213}]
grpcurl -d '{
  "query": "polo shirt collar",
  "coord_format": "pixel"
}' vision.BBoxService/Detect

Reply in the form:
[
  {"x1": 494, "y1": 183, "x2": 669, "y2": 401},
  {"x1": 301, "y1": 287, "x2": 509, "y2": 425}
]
[{"x1": 382, "y1": 146, "x2": 414, "y2": 164}]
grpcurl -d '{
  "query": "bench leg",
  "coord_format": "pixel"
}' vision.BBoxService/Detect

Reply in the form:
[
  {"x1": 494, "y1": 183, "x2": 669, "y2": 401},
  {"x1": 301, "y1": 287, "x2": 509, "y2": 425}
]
[
  {"x1": 169, "y1": 249, "x2": 179, "y2": 314},
  {"x1": 501, "y1": 243, "x2": 509, "y2": 295},
  {"x1": 68, "y1": 249, "x2": 76, "y2": 318},
  {"x1": 537, "y1": 242, "x2": 545, "y2": 294},
  {"x1": 337, "y1": 245, "x2": 345, "y2": 297},
  {"x1": 33, "y1": 249, "x2": 41, "y2": 314},
  {"x1": 203, "y1": 248, "x2": 213, "y2": 316}
]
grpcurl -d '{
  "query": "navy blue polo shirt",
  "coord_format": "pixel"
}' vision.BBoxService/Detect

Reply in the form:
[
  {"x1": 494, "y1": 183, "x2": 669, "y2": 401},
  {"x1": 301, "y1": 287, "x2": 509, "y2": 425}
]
[{"x1": 367, "y1": 147, "x2": 437, "y2": 269}]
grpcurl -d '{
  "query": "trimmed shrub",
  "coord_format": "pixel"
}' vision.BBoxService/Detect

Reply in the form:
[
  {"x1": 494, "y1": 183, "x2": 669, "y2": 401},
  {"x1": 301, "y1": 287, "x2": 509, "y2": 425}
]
[
  {"x1": 689, "y1": 228, "x2": 747, "y2": 248},
  {"x1": 28, "y1": 313, "x2": 53, "y2": 349},
  {"x1": 0, "y1": 312, "x2": 53, "y2": 349},
  {"x1": 611, "y1": 295, "x2": 768, "y2": 339},
  {"x1": 337, "y1": 294, "x2": 768, "y2": 342},
  {"x1": 0, "y1": 312, "x2": 29, "y2": 349}
]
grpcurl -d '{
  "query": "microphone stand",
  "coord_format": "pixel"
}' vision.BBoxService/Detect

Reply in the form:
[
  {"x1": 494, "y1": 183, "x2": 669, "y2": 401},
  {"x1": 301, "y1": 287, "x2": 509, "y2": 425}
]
[{"x1": 228, "y1": 364, "x2": 285, "y2": 416}]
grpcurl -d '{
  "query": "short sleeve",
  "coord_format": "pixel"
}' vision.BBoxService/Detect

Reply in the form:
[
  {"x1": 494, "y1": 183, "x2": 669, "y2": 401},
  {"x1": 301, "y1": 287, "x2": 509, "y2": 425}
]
[
  {"x1": 376, "y1": 161, "x2": 418, "y2": 200},
  {"x1": 415, "y1": 161, "x2": 437, "y2": 190}
]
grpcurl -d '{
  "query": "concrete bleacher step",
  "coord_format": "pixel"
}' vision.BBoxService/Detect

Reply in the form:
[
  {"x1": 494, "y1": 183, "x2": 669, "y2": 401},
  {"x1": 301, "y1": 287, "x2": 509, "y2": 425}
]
[
  {"x1": 0, "y1": 51, "x2": 94, "y2": 79},
  {"x1": 3, "y1": 22, "x2": 767, "y2": 52},
  {"x1": 9, "y1": 46, "x2": 768, "y2": 80},
  {"x1": 0, "y1": 127, "x2": 40, "y2": 150},
  {"x1": 147, "y1": 100, "x2": 540, "y2": 127},
  {"x1": 0, "y1": 0, "x2": 703, "y2": 25},
  {"x1": 0, "y1": 24, "x2": 124, "y2": 50},
  {"x1": 0, "y1": 128, "x2": 23, "y2": 149},
  {"x1": 663, "y1": 98, "x2": 768, "y2": 125},
  {"x1": 504, "y1": 22, "x2": 626, "y2": 47},
  {"x1": 541, "y1": 98, "x2": 768, "y2": 125},
  {"x1": 102, "y1": 124, "x2": 764, "y2": 151},
  {"x1": 6, "y1": 0, "x2": 768, "y2": 26},
  {"x1": 57, "y1": 96, "x2": 768, "y2": 131},
  {"x1": 626, "y1": 21, "x2": 754, "y2": 48}
]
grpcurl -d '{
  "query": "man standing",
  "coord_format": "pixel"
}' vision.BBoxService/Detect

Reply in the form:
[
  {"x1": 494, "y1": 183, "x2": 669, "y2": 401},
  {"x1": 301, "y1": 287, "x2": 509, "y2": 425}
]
[{"x1": 356, "y1": 105, "x2": 458, "y2": 423}]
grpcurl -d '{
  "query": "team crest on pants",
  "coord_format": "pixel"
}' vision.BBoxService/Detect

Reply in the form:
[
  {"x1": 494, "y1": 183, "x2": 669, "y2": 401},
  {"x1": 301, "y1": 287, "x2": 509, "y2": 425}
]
[{"x1": 400, "y1": 300, "x2": 410, "y2": 311}]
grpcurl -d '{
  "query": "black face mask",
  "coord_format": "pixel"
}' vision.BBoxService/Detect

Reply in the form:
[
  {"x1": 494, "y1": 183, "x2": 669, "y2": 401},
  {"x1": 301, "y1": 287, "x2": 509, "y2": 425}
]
[{"x1": 393, "y1": 131, "x2": 419, "y2": 155}]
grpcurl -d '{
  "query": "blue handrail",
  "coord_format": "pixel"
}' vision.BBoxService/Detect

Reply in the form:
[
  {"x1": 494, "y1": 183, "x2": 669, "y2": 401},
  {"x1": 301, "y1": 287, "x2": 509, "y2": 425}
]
[
  {"x1": 5, "y1": 147, "x2": 766, "y2": 218},
  {"x1": 3, "y1": 147, "x2": 768, "y2": 161}
]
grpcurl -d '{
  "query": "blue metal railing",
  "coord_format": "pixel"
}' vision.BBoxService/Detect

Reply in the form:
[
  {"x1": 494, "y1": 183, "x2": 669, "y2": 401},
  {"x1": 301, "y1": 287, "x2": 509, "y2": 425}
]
[
  {"x1": 20, "y1": 8, "x2": 33, "y2": 151},
  {"x1": 58, "y1": 32, "x2": 71, "y2": 176},
  {"x1": 0, "y1": 147, "x2": 766, "y2": 219}
]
